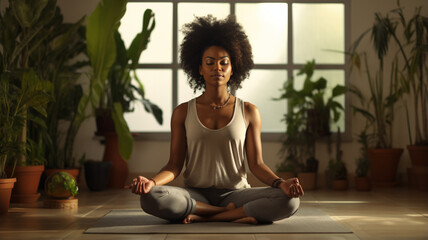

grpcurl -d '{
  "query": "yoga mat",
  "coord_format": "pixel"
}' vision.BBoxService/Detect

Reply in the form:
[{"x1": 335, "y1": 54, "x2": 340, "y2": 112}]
[{"x1": 85, "y1": 208, "x2": 353, "y2": 234}]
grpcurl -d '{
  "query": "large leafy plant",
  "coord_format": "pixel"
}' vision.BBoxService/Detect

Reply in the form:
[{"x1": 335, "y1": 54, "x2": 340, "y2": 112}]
[
  {"x1": 347, "y1": 3, "x2": 419, "y2": 149},
  {"x1": 275, "y1": 60, "x2": 346, "y2": 172},
  {"x1": 0, "y1": 0, "x2": 54, "y2": 167},
  {"x1": 86, "y1": 0, "x2": 162, "y2": 161}
]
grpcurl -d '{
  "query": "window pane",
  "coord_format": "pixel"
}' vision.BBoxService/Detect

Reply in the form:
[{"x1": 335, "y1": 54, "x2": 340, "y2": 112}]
[
  {"x1": 236, "y1": 3, "x2": 287, "y2": 64},
  {"x1": 178, "y1": 3, "x2": 230, "y2": 54},
  {"x1": 293, "y1": 4, "x2": 344, "y2": 64},
  {"x1": 236, "y1": 70, "x2": 287, "y2": 132},
  {"x1": 125, "y1": 69, "x2": 172, "y2": 132},
  {"x1": 293, "y1": 70, "x2": 346, "y2": 132},
  {"x1": 120, "y1": 2, "x2": 173, "y2": 64},
  {"x1": 178, "y1": 70, "x2": 203, "y2": 105}
]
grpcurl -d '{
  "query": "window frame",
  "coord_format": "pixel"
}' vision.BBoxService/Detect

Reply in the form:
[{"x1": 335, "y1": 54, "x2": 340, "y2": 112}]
[{"x1": 128, "y1": 0, "x2": 351, "y2": 142}]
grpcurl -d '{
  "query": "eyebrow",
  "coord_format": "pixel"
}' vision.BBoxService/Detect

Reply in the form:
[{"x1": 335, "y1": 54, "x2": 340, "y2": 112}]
[{"x1": 204, "y1": 56, "x2": 230, "y2": 60}]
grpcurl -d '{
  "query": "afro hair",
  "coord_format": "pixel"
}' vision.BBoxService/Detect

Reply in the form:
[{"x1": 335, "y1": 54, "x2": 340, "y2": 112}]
[{"x1": 180, "y1": 15, "x2": 254, "y2": 92}]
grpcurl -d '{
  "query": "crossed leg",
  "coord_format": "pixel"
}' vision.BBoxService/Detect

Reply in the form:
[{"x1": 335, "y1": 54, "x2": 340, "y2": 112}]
[{"x1": 183, "y1": 202, "x2": 257, "y2": 224}]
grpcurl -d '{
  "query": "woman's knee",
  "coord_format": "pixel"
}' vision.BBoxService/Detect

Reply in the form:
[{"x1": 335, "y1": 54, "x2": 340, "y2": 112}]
[
  {"x1": 140, "y1": 187, "x2": 171, "y2": 216},
  {"x1": 244, "y1": 196, "x2": 300, "y2": 223},
  {"x1": 139, "y1": 186, "x2": 195, "y2": 221}
]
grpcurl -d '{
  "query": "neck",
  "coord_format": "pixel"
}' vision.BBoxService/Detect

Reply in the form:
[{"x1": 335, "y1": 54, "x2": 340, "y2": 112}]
[{"x1": 203, "y1": 86, "x2": 230, "y2": 105}]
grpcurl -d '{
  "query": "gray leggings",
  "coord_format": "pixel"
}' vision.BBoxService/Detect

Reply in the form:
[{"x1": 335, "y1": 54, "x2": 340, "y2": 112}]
[{"x1": 140, "y1": 186, "x2": 300, "y2": 223}]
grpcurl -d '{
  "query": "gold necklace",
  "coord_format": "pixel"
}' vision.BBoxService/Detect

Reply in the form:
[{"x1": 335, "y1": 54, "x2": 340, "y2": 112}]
[{"x1": 210, "y1": 94, "x2": 231, "y2": 110}]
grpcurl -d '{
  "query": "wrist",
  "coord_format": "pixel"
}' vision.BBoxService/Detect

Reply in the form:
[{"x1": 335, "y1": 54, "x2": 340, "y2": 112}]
[
  {"x1": 271, "y1": 178, "x2": 285, "y2": 188},
  {"x1": 149, "y1": 178, "x2": 157, "y2": 186}
]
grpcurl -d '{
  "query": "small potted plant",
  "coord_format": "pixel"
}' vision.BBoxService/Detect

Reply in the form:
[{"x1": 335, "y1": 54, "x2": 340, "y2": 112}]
[
  {"x1": 354, "y1": 128, "x2": 372, "y2": 191},
  {"x1": 328, "y1": 127, "x2": 348, "y2": 190}
]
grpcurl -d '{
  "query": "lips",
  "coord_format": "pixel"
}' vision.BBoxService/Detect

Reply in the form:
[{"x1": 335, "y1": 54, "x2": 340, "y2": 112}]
[{"x1": 211, "y1": 74, "x2": 224, "y2": 78}]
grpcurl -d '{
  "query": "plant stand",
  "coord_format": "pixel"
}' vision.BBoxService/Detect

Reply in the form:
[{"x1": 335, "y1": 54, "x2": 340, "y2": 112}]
[
  {"x1": 0, "y1": 178, "x2": 16, "y2": 215},
  {"x1": 43, "y1": 197, "x2": 78, "y2": 209}
]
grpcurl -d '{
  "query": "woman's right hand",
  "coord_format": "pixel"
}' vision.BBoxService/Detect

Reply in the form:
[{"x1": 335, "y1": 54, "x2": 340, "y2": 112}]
[{"x1": 129, "y1": 176, "x2": 155, "y2": 195}]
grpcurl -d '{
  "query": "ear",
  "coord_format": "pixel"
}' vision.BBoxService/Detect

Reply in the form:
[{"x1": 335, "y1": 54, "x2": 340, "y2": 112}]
[{"x1": 199, "y1": 65, "x2": 202, "y2": 75}]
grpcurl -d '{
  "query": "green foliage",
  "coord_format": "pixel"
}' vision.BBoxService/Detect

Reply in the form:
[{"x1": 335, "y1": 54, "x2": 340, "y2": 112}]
[
  {"x1": 46, "y1": 172, "x2": 78, "y2": 197},
  {"x1": 348, "y1": 2, "x2": 428, "y2": 147},
  {"x1": 275, "y1": 60, "x2": 346, "y2": 172},
  {"x1": 328, "y1": 158, "x2": 348, "y2": 180},
  {"x1": 1, "y1": 0, "x2": 90, "y2": 169},
  {"x1": 355, "y1": 128, "x2": 370, "y2": 177},
  {"x1": 86, "y1": 1, "x2": 162, "y2": 161}
]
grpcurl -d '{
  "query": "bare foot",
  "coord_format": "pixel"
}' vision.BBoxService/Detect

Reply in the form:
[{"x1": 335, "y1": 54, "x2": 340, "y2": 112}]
[
  {"x1": 233, "y1": 217, "x2": 258, "y2": 224},
  {"x1": 225, "y1": 202, "x2": 236, "y2": 211},
  {"x1": 183, "y1": 214, "x2": 203, "y2": 224}
]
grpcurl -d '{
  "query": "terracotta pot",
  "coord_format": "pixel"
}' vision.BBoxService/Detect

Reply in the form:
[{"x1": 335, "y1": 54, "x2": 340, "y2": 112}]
[
  {"x1": 332, "y1": 179, "x2": 348, "y2": 190},
  {"x1": 0, "y1": 178, "x2": 16, "y2": 215},
  {"x1": 355, "y1": 176, "x2": 372, "y2": 191},
  {"x1": 10, "y1": 165, "x2": 44, "y2": 203},
  {"x1": 367, "y1": 148, "x2": 403, "y2": 187},
  {"x1": 407, "y1": 145, "x2": 428, "y2": 167},
  {"x1": 297, "y1": 172, "x2": 317, "y2": 190},
  {"x1": 276, "y1": 172, "x2": 296, "y2": 181},
  {"x1": 102, "y1": 132, "x2": 129, "y2": 188}
]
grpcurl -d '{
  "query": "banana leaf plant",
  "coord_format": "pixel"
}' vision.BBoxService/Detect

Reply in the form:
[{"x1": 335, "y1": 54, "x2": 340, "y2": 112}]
[{"x1": 86, "y1": 0, "x2": 162, "y2": 161}]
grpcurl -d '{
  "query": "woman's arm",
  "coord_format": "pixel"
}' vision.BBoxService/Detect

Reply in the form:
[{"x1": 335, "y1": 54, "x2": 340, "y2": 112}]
[
  {"x1": 244, "y1": 102, "x2": 304, "y2": 198},
  {"x1": 131, "y1": 103, "x2": 188, "y2": 194}
]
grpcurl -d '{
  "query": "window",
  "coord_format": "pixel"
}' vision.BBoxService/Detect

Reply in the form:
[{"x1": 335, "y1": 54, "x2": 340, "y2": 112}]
[{"x1": 119, "y1": 0, "x2": 350, "y2": 140}]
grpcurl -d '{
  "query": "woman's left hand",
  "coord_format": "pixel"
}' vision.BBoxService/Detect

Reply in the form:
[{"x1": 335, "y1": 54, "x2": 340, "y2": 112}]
[{"x1": 279, "y1": 178, "x2": 304, "y2": 198}]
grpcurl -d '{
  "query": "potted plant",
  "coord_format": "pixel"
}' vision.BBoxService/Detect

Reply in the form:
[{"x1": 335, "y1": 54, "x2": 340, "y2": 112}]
[
  {"x1": 34, "y1": 9, "x2": 89, "y2": 182},
  {"x1": 328, "y1": 127, "x2": 348, "y2": 191},
  {"x1": 0, "y1": 0, "x2": 58, "y2": 202},
  {"x1": 85, "y1": 0, "x2": 162, "y2": 188},
  {"x1": 0, "y1": 79, "x2": 20, "y2": 214},
  {"x1": 275, "y1": 60, "x2": 346, "y2": 190},
  {"x1": 349, "y1": 6, "x2": 408, "y2": 187},
  {"x1": 355, "y1": 128, "x2": 372, "y2": 191},
  {"x1": 379, "y1": 3, "x2": 428, "y2": 190}
]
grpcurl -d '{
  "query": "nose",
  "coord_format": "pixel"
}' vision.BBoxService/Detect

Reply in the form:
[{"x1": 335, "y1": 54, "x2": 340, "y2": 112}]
[{"x1": 214, "y1": 62, "x2": 223, "y2": 71}]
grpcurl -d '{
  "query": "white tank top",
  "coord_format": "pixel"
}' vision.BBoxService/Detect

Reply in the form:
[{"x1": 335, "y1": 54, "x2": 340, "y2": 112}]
[{"x1": 183, "y1": 97, "x2": 251, "y2": 189}]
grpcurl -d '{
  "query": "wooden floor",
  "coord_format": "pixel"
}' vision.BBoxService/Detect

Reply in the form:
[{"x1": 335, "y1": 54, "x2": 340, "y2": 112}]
[{"x1": 1, "y1": 186, "x2": 427, "y2": 240}]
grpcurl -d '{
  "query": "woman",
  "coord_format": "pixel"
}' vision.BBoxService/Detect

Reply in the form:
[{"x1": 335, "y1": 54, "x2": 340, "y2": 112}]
[{"x1": 129, "y1": 15, "x2": 304, "y2": 224}]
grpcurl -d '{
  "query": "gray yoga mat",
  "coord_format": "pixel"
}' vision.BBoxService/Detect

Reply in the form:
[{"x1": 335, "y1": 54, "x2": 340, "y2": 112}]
[{"x1": 85, "y1": 208, "x2": 352, "y2": 234}]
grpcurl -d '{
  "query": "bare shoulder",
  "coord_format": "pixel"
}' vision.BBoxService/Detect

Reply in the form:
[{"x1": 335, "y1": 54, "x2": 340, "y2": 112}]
[
  {"x1": 172, "y1": 102, "x2": 188, "y2": 123},
  {"x1": 243, "y1": 101, "x2": 261, "y2": 123}
]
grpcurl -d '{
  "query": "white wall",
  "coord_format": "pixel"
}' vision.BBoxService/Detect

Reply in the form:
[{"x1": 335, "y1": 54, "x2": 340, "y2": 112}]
[{"x1": 39, "y1": 0, "x2": 428, "y2": 181}]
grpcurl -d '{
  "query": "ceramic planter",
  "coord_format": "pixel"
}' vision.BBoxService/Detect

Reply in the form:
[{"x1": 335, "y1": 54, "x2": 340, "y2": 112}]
[
  {"x1": 84, "y1": 161, "x2": 112, "y2": 191},
  {"x1": 11, "y1": 165, "x2": 44, "y2": 203},
  {"x1": 0, "y1": 178, "x2": 16, "y2": 215},
  {"x1": 367, "y1": 148, "x2": 403, "y2": 187}
]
